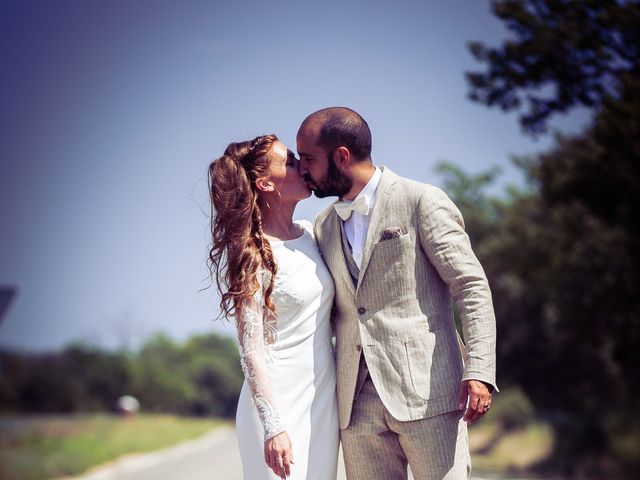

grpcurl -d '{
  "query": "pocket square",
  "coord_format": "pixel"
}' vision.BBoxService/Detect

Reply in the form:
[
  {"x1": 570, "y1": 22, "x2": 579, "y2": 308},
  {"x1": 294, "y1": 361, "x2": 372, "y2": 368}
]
[{"x1": 379, "y1": 227, "x2": 404, "y2": 241}]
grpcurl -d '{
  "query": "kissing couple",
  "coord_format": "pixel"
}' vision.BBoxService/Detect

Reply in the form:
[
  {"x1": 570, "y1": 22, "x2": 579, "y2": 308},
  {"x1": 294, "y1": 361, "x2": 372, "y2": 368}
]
[{"x1": 208, "y1": 107, "x2": 497, "y2": 480}]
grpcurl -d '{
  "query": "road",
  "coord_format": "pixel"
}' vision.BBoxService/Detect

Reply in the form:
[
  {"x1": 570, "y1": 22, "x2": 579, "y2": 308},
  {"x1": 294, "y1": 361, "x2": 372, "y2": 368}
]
[{"x1": 63, "y1": 427, "x2": 510, "y2": 480}]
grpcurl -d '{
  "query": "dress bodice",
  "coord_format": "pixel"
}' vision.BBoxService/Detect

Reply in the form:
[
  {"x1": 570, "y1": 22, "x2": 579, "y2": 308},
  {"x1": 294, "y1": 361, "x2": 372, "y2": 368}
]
[{"x1": 235, "y1": 220, "x2": 335, "y2": 440}]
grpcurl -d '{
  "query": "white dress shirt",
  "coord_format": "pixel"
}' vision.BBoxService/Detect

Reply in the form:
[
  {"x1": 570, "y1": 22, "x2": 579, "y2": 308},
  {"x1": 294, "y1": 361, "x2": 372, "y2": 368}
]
[{"x1": 343, "y1": 167, "x2": 382, "y2": 268}]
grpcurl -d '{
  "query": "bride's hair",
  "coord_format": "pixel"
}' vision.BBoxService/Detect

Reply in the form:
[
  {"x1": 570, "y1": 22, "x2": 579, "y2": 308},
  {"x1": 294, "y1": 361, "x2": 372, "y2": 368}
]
[{"x1": 207, "y1": 134, "x2": 278, "y2": 320}]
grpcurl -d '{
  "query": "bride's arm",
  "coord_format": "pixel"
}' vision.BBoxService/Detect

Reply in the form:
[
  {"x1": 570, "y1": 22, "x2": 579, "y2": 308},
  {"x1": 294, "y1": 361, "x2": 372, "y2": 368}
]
[{"x1": 235, "y1": 273, "x2": 285, "y2": 441}]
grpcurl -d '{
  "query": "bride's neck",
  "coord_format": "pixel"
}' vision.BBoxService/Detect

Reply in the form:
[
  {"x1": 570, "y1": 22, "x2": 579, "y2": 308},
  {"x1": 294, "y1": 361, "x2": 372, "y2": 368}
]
[{"x1": 261, "y1": 202, "x2": 299, "y2": 241}]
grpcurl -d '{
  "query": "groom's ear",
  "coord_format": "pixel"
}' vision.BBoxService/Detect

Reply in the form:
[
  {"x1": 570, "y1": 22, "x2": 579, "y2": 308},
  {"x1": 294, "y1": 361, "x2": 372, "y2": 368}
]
[
  {"x1": 334, "y1": 146, "x2": 351, "y2": 168},
  {"x1": 255, "y1": 176, "x2": 274, "y2": 192}
]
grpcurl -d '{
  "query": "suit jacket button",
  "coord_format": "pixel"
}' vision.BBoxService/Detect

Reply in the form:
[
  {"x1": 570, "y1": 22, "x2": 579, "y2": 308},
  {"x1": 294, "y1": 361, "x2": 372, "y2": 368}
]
[
  {"x1": 357, "y1": 307, "x2": 366, "y2": 315},
  {"x1": 356, "y1": 344, "x2": 362, "y2": 351}
]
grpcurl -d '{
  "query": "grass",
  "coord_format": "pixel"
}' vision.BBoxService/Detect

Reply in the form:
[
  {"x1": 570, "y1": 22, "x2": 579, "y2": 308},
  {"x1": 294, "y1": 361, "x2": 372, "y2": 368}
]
[
  {"x1": 0, "y1": 408, "x2": 558, "y2": 480},
  {"x1": 466, "y1": 386, "x2": 555, "y2": 478},
  {"x1": 0, "y1": 414, "x2": 226, "y2": 480},
  {"x1": 470, "y1": 420, "x2": 554, "y2": 474}
]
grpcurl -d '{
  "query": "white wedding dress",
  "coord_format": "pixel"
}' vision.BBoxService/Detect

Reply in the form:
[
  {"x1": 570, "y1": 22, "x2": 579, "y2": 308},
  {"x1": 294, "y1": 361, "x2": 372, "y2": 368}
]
[{"x1": 235, "y1": 220, "x2": 339, "y2": 479}]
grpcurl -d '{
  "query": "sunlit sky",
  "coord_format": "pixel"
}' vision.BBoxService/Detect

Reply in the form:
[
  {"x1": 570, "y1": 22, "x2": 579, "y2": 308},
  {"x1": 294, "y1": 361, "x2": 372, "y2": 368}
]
[{"x1": 0, "y1": 0, "x2": 588, "y2": 351}]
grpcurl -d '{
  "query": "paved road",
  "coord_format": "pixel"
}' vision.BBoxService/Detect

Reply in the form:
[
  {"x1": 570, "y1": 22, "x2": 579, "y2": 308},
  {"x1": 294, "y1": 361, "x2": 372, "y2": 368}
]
[
  {"x1": 64, "y1": 427, "x2": 509, "y2": 480},
  {"x1": 62, "y1": 427, "x2": 242, "y2": 480}
]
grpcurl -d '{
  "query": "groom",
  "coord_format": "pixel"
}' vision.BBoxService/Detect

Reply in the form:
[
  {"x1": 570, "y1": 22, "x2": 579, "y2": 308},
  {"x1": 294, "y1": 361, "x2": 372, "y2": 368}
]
[{"x1": 297, "y1": 107, "x2": 497, "y2": 479}]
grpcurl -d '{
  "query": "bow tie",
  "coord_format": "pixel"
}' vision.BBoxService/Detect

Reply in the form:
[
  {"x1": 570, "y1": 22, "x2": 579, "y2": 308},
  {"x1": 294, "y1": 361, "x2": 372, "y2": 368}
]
[{"x1": 333, "y1": 196, "x2": 370, "y2": 221}]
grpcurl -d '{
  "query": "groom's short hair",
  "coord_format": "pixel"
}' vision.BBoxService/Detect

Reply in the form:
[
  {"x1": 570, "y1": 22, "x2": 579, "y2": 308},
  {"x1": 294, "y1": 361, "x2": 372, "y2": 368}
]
[{"x1": 305, "y1": 107, "x2": 372, "y2": 161}]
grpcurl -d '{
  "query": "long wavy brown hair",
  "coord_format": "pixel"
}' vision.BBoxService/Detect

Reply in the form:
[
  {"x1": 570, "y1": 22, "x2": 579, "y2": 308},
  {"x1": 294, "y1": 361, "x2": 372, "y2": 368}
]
[{"x1": 207, "y1": 134, "x2": 278, "y2": 320}]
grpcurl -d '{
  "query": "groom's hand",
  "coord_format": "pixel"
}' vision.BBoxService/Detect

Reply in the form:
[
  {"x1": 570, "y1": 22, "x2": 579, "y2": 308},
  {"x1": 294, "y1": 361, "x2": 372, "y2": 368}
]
[{"x1": 459, "y1": 379, "x2": 492, "y2": 424}]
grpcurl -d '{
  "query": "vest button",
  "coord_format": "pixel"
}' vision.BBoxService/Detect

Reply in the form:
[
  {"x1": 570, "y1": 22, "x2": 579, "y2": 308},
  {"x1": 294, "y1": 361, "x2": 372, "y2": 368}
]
[{"x1": 357, "y1": 307, "x2": 366, "y2": 315}]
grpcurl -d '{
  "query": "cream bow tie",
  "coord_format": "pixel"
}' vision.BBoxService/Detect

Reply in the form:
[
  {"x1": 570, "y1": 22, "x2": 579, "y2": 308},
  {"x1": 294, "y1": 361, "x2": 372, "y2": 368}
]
[{"x1": 333, "y1": 196, "x2": 370, "y2": 221}]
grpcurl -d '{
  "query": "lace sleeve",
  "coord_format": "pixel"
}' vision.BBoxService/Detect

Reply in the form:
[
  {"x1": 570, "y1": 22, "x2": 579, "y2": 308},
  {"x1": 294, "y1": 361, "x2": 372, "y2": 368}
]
[{"x1": 236, "y1": 272, "x2": 285, "y2": 441}]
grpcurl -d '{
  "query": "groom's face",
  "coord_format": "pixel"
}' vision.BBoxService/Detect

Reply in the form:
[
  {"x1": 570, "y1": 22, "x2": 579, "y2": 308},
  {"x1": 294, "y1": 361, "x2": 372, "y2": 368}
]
[{"x1": 297, "y1": 125, "x2": 353, "y2": 198}]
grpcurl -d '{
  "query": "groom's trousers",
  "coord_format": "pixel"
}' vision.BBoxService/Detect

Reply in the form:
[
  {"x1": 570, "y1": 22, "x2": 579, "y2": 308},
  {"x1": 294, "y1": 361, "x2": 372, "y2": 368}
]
[{"x1": 340, "y1": 374, "x2": 471, "y2": 480}]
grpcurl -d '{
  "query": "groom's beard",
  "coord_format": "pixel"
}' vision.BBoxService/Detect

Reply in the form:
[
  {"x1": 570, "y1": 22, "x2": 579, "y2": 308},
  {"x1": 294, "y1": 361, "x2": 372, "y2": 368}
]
[{"x1": 307, "y1": 155, "x2": 353, "y2": 198}]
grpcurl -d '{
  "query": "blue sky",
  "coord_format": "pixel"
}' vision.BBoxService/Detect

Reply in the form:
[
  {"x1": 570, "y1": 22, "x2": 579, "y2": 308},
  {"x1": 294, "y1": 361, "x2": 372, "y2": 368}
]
[{"x1": 0, "y1": 0, "x2": 588, "y2": 351}]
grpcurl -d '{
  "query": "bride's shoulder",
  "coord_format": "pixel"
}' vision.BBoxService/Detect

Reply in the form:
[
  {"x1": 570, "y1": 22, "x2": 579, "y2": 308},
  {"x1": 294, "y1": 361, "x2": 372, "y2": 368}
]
[{"x1": 295, "y1": 219, "x2": 315, "y2": 238}]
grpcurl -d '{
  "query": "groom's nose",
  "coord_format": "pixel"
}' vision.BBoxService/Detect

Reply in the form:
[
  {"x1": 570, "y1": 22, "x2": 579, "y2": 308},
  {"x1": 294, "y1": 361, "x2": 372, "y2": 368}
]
[{"x1": 298, "y1": 159, "x2": 308, "y2": 176}]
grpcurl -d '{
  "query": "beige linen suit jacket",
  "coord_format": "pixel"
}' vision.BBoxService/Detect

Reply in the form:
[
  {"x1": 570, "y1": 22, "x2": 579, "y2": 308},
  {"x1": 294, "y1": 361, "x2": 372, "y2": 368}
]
[{"x1": 314, "y1": 167, "x2": 497, "y2": 429}]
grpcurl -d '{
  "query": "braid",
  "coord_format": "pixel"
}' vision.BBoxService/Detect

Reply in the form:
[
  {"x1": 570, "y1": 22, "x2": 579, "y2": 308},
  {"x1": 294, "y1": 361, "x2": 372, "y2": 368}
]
[{"x1": 252, "y1": 199, "x2": 277, "y2": 313}]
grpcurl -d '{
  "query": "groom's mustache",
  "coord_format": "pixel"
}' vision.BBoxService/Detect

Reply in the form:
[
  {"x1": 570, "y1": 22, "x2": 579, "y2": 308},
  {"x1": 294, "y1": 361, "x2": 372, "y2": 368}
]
[{"x1": 302, "y1": 173, "x2": 316, "y2": 188}]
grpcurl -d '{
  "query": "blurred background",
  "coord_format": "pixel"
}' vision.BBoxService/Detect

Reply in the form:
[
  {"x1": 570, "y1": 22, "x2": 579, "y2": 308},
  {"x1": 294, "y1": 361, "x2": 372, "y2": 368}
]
[{"x1": 0, "y1": 0, "x2": 637, "y2": 479}]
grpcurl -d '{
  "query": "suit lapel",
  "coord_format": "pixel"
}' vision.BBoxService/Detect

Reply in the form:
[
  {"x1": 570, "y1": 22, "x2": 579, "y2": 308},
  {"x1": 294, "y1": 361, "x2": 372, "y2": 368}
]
[{"x1": 357, "y1": 167, "x2": 398, "y2": 288}]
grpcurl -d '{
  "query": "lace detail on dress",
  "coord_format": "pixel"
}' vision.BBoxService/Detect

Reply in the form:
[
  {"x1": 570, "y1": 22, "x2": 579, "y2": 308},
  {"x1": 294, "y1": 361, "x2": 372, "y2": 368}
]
[
  {"x1": 271, "y1": 271, "x2": 305, "y2": 320},
  {"x1": 236, "y1": 271, "x2": 284, "y2": 440},
  {"x1": 268, "y1": 222, "x2": 308, "y2": 320}
]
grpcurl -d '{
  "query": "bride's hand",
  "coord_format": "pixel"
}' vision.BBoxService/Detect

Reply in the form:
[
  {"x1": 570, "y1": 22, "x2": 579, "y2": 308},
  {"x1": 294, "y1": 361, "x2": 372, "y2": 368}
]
[{"x1": 264, "y1": 431, "x2": 294, "y2": 479}]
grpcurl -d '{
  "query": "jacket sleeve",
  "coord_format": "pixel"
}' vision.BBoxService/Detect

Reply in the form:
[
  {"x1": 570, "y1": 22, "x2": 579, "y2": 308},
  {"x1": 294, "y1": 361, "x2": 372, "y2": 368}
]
[
  {"x1": 416, "y1": 186, "x2": 498, "y2": 392},
  {"x1": 236, "y1": 271, "x2": 286, "y2": 440}
]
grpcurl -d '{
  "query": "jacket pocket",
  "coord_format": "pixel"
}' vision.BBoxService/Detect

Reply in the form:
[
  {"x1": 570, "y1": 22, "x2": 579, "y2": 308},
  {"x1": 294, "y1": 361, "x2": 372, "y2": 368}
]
[
  {"x1": 404, "y1": 333, "x2": 436, "y2": 400},
  {"x1": 375, "y1": 232, "x2": 411, "y2": 250}
]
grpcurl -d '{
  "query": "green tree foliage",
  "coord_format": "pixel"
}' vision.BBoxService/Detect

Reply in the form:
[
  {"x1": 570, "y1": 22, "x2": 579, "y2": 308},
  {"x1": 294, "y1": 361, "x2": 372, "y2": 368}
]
[
  {"x1": 130, "y1": 334, "x2": 198, "y2": 414},
  {"x1": 462, "y1": 0, "x2": 640, "y2": 475},
  {"x1": 0, "y1": 332, "x2": 243, "y2": 418},
  {"x1": 0, "y1": 344, "x2": 130, "y2": 413},
  {"x1": 183, "y1": 334, "x2": 244, "y2": 417},
  {"x1": 129, "y1": 333, "x2": 243, "y2": 417},
  {"x1": 467, "y1": 0, "x2": 639, "y2": 134},
  {"x1": 439, "y1": 144, "x2": 638, "y2": 474}
]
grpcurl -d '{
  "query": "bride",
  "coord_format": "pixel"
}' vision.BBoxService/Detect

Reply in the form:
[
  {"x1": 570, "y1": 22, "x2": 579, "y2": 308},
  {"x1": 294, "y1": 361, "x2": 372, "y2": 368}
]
[{"x1": 208, "y1": 134, "x2": 339, "y2": 479}]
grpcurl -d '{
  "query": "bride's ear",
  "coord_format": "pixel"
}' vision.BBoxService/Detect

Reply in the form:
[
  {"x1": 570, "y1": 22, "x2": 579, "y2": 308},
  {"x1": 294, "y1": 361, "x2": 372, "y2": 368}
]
[{"x1": 255, "y1": 176, "x2": 275, "y2": 193}]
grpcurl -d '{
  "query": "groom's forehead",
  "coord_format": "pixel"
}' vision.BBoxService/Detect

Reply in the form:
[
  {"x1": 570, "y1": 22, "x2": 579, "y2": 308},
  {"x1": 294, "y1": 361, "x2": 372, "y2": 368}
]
[
  {"x1": 296, "y1": 129, "x2": 321, "y2": 155},
  {"x1": 297, "y1": 121, "x2": 321, "y2": 141}
]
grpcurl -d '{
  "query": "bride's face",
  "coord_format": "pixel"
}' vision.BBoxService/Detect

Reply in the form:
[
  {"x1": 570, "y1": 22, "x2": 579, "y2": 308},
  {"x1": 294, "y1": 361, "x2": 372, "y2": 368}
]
[{"x1": 266, "y1": 141, "x2": 311, "y2": 202}]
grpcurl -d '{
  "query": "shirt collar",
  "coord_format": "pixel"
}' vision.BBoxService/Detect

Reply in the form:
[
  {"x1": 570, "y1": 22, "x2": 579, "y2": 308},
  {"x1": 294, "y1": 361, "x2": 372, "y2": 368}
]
[{"x1": 351, "y1": 166, "x2": 381, "y2": 208}]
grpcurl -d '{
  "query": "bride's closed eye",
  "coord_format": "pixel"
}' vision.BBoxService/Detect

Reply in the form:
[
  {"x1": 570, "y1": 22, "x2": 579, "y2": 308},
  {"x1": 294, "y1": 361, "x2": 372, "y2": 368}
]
[{"x1": 286, "y1": 150, "x2": 299, "y2": 167}]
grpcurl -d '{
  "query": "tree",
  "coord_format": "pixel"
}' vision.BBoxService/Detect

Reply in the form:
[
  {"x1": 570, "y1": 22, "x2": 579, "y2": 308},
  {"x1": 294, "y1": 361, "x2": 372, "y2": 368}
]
[
  {"x1": 183, "y1": 334, "x2": 243, "y2": 417},
  {"x1": 129, "y1": 332, "x2": 243, "y2": 417},
  {"x1": 467, "y1": 0, "x2": 639, "y2": 134},
  {"x1": 0, "y1": 343, "x2": 132, "y2": 413},
  {"x1": 464, "y1": 1, "x2": 640, "y2": 475},
  {"x1": 0, "y1": 332, "x2": 243, "y2": 418},
  {"x1": 130, "y1": 334, "x2": 198, "y2": 414}
]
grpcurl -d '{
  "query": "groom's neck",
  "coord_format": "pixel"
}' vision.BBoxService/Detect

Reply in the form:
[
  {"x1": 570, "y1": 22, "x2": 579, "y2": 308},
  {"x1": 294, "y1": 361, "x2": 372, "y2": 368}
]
[{"x1": 342, "y1": 161, "x2": 376, "y2": 201}]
